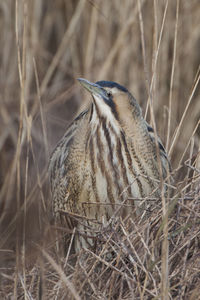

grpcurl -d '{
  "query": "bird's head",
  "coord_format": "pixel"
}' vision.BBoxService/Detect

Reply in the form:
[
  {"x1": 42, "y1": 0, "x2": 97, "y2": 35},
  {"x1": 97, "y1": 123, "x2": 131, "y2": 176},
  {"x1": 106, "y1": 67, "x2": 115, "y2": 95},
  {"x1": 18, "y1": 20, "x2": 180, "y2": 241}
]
[{"x1": 78, "y1": 78, "x2": 142, "y2": 129}]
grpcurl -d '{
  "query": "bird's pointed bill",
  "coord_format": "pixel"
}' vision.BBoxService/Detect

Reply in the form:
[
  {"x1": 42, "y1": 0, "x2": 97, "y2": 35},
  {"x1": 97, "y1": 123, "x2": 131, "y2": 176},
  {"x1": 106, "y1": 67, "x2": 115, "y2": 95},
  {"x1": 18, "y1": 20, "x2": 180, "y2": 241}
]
[{"x1": 78, "y1": 78, "x2": 108, "y2": 101}]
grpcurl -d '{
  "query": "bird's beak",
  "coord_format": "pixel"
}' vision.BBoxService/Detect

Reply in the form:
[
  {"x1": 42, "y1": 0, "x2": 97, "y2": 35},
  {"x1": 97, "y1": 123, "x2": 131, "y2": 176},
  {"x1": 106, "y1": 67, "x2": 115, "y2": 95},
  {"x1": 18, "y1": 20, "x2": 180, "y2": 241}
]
[{"x1": 78, "y1": 78, "x2": 108, "y2": 101}]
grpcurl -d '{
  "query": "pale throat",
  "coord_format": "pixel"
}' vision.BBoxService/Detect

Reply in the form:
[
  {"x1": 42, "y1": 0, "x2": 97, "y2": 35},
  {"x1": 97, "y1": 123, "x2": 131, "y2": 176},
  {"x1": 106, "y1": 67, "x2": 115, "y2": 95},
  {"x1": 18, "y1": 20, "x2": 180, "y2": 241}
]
[{"x1": 90, "y1": 95, "x2": 120, "y2": 135}]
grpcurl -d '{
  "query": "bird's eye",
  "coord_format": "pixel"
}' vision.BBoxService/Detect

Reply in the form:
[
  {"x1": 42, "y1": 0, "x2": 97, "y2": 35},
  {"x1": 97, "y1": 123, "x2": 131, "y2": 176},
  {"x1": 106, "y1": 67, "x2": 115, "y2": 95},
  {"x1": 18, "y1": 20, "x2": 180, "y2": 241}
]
[{"x1": 107, "y1": 91, "x2": 112, "y2": 98}]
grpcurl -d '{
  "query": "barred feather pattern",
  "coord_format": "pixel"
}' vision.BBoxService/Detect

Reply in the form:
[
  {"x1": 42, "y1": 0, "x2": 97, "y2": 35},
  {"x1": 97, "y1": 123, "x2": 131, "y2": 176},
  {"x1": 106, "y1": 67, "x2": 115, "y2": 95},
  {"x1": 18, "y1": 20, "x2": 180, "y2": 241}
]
[{"x1": 49, "y1": 85, "x2": 170, "y2": 251}]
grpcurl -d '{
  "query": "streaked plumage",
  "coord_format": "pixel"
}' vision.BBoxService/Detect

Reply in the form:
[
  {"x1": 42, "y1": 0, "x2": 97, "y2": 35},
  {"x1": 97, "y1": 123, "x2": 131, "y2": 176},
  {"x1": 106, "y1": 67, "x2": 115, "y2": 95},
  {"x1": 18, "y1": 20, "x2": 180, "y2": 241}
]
[{"x1": 49, "y1": 78, "x2": 170, "y2": 251}]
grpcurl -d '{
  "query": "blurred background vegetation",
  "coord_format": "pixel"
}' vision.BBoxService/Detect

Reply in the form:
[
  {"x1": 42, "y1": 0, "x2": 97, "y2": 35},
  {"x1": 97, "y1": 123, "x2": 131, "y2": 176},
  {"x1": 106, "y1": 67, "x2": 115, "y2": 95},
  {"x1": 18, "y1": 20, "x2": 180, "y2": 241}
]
[{"x1": 0, "y1": 0, "x2": 199, "y2": 296}]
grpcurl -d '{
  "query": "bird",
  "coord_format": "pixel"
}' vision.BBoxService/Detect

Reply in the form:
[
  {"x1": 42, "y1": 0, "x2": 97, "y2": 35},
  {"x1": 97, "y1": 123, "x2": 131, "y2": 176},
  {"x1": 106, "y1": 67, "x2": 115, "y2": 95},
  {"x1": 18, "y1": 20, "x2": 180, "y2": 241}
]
[{"x1": 49, "y1": 78, "x2": 171, "y2": 252}]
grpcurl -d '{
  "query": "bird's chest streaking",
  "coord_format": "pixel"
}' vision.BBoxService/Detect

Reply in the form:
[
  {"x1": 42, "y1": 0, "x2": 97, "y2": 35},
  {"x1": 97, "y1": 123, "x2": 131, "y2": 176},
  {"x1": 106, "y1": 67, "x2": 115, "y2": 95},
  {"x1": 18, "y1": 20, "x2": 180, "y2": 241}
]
[
  {"x1": 64, "y1": 116, "x2": 161, "y2": 249},
  {"x1": 49, "y1": 78, "x2": 170, "y2": 252}
]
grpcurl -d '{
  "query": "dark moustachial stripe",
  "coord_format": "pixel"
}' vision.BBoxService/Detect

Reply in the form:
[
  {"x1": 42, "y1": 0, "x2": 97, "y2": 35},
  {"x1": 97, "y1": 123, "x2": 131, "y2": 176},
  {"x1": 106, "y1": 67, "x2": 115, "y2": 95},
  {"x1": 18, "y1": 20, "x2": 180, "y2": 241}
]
[
  {"x1": 107, "y1": 98, "x2": 119, "y2": 120},
  {"x1": 93, "y1": 88, "x2": 119, "y2": 121}
]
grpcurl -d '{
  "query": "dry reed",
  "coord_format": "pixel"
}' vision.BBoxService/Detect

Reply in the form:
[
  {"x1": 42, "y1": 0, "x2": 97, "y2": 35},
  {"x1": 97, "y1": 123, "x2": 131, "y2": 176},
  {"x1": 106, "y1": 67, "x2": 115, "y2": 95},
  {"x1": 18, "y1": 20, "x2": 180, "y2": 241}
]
[{"x1": 0, "y1": 0, "x2": 199, "y2": 299}]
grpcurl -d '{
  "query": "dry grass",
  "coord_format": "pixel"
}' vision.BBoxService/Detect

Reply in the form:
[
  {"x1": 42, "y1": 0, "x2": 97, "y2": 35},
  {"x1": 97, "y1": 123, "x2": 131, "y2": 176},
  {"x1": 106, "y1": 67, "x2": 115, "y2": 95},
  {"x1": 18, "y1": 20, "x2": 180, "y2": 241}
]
[{"x1": 0, "y1": 0, "x2": 200, "y2": 299}]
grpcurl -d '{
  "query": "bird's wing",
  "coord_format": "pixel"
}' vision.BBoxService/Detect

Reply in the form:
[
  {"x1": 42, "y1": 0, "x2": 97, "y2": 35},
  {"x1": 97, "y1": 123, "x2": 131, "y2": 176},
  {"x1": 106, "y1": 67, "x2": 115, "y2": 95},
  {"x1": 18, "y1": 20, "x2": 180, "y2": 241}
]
[
  {"x1": 49, "y1": 109, "x2": 89, "y2": 212},
  {"x1": 145, "y1": 121, "x2": 171, "y2": 178}
]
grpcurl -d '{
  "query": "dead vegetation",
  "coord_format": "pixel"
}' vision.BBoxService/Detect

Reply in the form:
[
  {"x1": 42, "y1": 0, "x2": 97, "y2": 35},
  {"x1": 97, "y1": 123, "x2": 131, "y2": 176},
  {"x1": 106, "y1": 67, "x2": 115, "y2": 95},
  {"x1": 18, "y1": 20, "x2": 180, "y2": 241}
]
[{"x1": 0, "y1": 0, "x2": 200, "y2": 299}]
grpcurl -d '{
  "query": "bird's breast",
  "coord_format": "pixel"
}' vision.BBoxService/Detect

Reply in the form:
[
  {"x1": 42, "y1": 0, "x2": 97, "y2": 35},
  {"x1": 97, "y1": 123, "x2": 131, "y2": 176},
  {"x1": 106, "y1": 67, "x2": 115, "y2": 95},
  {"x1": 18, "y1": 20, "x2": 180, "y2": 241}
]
[{"x1": 74, "y1": 123, "x2": 160, "y2": 223}]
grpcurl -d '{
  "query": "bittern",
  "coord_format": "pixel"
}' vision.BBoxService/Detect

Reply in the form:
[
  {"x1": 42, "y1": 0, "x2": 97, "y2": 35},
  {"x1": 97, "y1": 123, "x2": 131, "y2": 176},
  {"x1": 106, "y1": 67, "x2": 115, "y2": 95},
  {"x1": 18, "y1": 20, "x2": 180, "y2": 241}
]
[{"x1": 49, "y1": 78, "x2": 170, "y2": 252}]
